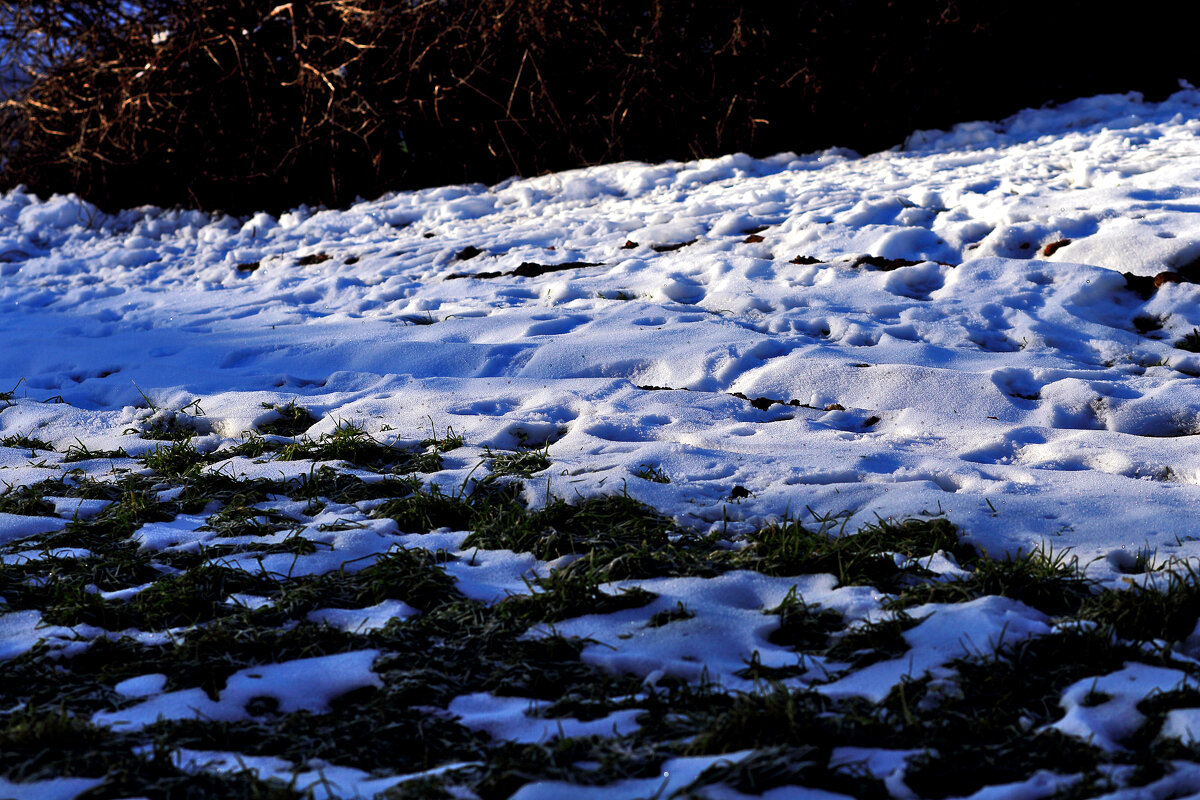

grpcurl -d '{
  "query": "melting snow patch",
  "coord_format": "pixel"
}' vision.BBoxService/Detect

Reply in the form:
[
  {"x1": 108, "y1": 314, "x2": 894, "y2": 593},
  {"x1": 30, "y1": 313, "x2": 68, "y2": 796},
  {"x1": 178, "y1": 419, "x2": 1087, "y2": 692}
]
[
  {"x1": 307, "y1": 598, "x2": 420, "y2": 631},
  {"x1": 0, "y1": 776, "x2": 106, "y2": 800},
  {"x1": 166, "y1": 748, "x2": 477, "y2": 800},
  {"x1": 956, "y1": 770, "x2": 1082, "y2": 800},
  {"x1": 1161, "y1": 708, "x2": 1200, "y2": 747},
  {"x1": 131, "y1": 513, "x2": 212, "y2": 552},
  {"x1": 536, "y1": 571, "x2": 876, "y2": 691},
  {"x1": 442, "y1": 546, "x2": 547, "y2": 603},
  {"x1": 1050, "y1": 663, "x2": 1199, "y2": 752},
  {"x1": 447, "y1": 692, "x2": 641, "y2": 743},
  {"x1": 113, "y1": 672, "x2": 169, "y2": 698},
  {"x1": 0, "y1": 512, "x2": 65, "y2": 546},
  {"x1": 93, "y1": 650, "x2": 382, "y2": 732},
  {"x1": 1089, "y1": 761, "x2": 1200, "y2": 799},
  {"x1": 818, "y1": 596, "x2": 1052, "y2": 703},
  {"x1": 830, "y1": 747, "x2": 923, "y2": 799},
  {"x1": 509, "y1": 751, "x2": 756, "y2": 800},
  {"x1": 0, "y1": 609, "x2": 105, "y2": 661}
]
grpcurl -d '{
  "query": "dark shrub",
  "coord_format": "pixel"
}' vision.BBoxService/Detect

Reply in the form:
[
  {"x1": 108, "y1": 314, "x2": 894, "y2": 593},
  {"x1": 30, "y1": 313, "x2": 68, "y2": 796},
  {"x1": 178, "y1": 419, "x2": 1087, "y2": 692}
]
[
  {"x1": 0, "y1": 1, "x2": 1195, "y2": 213},
  {"x1": 0, "y1": 0, "x2": 412, "y2": 212}
]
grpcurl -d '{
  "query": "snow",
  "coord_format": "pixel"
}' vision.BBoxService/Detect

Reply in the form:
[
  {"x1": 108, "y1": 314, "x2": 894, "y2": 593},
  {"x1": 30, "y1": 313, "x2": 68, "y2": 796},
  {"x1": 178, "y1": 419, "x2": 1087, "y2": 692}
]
[
  {"x1": 0, "y1": 609, "x2": 105, "y2": 661},
  {"x1": 507, "y1": 751, "x2": 756, "y2": 800},
  {"x1": 92, "y1": 650, "x2": 382, "y2": 732},
  {"x1": 306, "y1": 598, "x2": 420, "y2": 632},
  {"x1": 3, "y1": 92, "x2": 1200, "y2": 579},
  {"x1": 1091, "y1": 762, "x2": 1200, "y2": 799},
  {"x1": 829, "y1": 748, "x2": 923, "y2": 799},
  {"x1": 446, "y1": 692, "x2": 642, "y2": 743},
  {"x1": 113, "y1": 672, "x2": 168, "y2": 698},
  {"x1": 8, "y1": 88, "x2": 1200, "y2": 797},
  {"x1": 163, "y1": 748, "x2": 477, "y2": 800},
  {"x1": 0, "y1": 776, "x2": 105, "y2": 800},
  {"x1": 957, "y1": 771, "x2": 1082, "y2": 800},
  {"x1": 537, "y1": 571, "x2": 878, "y2": 692},
  {"x1": 816, "y1": 596, "x2": 1052, "y2": 703},
  {"x1": 1050, "y1": 663, "x2": 1198, "y2": 752}
]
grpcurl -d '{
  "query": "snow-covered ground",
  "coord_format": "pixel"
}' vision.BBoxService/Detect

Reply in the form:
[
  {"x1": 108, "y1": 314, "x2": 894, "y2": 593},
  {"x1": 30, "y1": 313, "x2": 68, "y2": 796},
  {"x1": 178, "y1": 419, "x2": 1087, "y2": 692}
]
[
  {"x1": 7, "y1": 90, "x2": 1200, "y2": 574},
  {"x1": 8, "y1": 89, "x2": 1200, "y2": 798}
]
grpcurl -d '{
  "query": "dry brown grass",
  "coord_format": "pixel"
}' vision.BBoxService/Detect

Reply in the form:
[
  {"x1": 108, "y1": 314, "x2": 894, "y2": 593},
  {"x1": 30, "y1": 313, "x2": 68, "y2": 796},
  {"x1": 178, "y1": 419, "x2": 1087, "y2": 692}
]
[{"x1": 0, "y1": 2, "x2": 1192, "y2": 213}]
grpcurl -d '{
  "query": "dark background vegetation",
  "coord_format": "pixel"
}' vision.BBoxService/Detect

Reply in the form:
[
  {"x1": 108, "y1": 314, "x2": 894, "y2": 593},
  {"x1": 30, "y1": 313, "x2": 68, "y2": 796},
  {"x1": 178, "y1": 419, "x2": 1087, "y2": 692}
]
[{"x1": 0, "y1": 0, "x2": 1195, "y2": 215}]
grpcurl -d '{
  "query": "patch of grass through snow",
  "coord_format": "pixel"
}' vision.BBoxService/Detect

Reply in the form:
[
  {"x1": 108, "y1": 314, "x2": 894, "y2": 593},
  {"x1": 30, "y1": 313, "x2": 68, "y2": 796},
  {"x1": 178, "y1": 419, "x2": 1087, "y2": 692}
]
[{"x1": 9, "y1": 421, "x2": 1200, "y2": 797}]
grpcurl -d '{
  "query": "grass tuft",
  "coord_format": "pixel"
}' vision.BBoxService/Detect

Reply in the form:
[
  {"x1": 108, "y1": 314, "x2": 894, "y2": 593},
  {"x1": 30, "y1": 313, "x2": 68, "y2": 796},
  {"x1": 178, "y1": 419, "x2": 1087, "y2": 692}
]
[
  {"x1": 1079, "y1": 564, "x2": 1200, "y2": 643},
  {"x1": 62, "y1": 438, "x2": 130, "y2": 463},
  {"x1": 275, "y1": 422, "x2": 443, "y2": 474},
  {"x1": 731, "y1": 515, "x2": 966, "y2": 590},
  {"x1": 889, "y1": 544, "x2": 1094, "y2": 616},
  {"x1": 420, "y1": 425, "x2": 464, "y2": 452},
  {"x1": 0, "y1": 482, "x2": 58, "y2": 516},
  {"x1": 633, "y1": 463, "x2": 671, "y2": 483},
  {"x1": 825, "y1": 611, "x2": 924, "y2": 669},
  {"x1": 258, "y1": 401, "x2": 319, "y2": 437},
  {"x1": 646, "y1": 601, "x2": 695, "y2": 628},
  {"x1": 126, "y1": 409, "x2": 202, "y2": 441},
  {"x1": 487, "y1": 445, "x2": 551, "y2": 478},
  {"x1": 1, "y1": 434, "x2": 55, "y2": 452},
  {"x1": 140, "y1": 438, "x2": 204, "y2": 479},
  {"x1": 1175, "y1": 328, "x2": 1200, "y2": 352},
  {"x1": 465, "y1": 492, "x2": 672, "y2": 561},
  {"x1": 766, "y1": 585, "x2": 845, "y2": 650}
]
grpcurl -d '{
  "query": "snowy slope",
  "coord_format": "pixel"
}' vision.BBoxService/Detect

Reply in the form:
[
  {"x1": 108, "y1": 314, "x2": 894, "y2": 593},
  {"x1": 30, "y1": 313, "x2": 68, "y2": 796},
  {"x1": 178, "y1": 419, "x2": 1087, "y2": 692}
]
[
  {"x1": 4, "y1": 90, "x2": 1200, "y2": 573},
  {"x1": 6, "y1": 89, "x2": 1200, "y2": 798}
]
